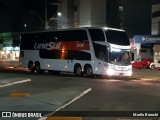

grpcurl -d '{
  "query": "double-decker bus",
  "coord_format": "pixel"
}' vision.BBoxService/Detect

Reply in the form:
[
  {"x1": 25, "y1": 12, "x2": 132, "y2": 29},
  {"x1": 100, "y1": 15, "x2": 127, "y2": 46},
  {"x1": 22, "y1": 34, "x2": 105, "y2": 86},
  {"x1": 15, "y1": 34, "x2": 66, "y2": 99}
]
[{"x1": 19, "y1": 27, "x2": 132, "y2": 77}]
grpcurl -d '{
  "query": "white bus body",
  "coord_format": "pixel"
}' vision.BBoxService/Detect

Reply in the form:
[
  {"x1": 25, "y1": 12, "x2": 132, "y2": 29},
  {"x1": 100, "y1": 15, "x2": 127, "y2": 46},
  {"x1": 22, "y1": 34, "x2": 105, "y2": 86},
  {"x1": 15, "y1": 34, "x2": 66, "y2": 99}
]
[{"x1": 19, "y1": 27, "x2": 132, "y2": 77}]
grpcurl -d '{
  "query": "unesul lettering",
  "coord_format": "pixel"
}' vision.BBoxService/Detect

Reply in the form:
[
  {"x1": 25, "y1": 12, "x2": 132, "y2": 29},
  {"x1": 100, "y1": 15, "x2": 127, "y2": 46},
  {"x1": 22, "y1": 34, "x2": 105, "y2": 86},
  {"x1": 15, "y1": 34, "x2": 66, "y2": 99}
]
[{"x1": 34, "y1": 42, "x2": 61, "y2": 50}]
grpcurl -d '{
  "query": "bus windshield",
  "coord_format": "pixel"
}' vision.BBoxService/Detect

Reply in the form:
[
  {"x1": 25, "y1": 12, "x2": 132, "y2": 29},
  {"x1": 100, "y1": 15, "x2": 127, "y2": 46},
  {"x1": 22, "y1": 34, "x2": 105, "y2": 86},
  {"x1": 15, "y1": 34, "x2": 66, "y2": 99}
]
[
  {"x1": 93, "y1": 43, "x2": 131, "y2": 65},
  {"x1": 109, "y1": 50, "x2": 131, "y2": 65}
]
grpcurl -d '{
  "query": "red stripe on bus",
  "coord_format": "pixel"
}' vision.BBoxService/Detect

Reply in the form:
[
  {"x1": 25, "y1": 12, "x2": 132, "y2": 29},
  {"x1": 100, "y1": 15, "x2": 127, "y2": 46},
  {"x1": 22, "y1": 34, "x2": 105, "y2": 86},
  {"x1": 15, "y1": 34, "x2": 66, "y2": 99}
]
[{"x1": 54, "y1": 41, "x2": 90, "y2": 50}]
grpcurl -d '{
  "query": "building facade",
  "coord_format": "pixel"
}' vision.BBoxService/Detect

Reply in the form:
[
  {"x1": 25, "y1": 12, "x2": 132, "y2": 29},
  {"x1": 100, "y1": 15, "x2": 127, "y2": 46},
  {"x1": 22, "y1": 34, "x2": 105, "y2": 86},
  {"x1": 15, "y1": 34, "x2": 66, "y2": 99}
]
[
  {"x1": 152, "y1": 4, "x2": 160, "y2": 35},
  {"x1": 59, "y1": 0, "x2": 160, "y2": 37},
  {"x1": 59, "y1": 0, "x2": 121, "y2": 28}
]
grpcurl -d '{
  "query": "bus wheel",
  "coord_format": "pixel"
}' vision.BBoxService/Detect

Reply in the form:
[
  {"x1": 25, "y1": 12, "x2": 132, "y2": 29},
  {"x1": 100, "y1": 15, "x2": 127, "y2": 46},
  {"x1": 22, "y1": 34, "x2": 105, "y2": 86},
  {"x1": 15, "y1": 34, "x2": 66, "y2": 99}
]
[
  {"x1": 28, "y1": 61, "x2": 35, "y2": 73},
  {"x1": 35, "y1": 62, "x2": 44, "y2": 73},
  {"x1": 74, "y1": 64, "x2": 82, "y2": 76},
  {"x1": 84, "y1": 65, "x2": 93, "y2": 77}
]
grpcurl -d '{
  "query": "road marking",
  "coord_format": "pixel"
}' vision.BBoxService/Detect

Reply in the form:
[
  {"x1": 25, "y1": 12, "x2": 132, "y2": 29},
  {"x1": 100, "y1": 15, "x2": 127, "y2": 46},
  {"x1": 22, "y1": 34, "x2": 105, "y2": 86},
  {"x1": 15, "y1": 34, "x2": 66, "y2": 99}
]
[
  {"x1": 39, "y1": 88, "x2": 92, "y2": 120},
  {"x1": 54, "y1": 87, "x2": 92, "y2": 112},
  {"x1": 0, "y1": 79, "x2": 31, "y2": 88}
]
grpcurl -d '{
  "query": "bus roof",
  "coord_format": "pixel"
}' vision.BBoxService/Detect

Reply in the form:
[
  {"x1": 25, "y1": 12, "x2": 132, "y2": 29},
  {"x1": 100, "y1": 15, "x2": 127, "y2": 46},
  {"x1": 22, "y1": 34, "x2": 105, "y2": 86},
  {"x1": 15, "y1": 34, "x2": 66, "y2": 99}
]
[{"x1": 21, "y1": 27, "x2": 125, "y2": 35}]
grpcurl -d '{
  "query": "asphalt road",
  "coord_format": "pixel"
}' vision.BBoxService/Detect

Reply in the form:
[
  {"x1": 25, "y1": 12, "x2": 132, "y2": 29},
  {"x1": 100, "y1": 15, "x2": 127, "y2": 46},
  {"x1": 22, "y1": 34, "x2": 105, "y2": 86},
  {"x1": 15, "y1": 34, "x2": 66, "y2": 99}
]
[{"x1": 0, "y1": 68, "x2": 160, "y2": 120}]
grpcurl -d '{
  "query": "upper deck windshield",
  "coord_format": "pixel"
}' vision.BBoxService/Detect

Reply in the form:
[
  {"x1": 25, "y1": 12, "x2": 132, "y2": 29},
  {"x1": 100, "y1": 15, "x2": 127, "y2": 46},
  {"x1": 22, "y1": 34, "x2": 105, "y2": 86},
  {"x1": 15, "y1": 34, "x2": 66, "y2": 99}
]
[{"x1": 105, "y1": 29, "x2": 130, "y2": 46}]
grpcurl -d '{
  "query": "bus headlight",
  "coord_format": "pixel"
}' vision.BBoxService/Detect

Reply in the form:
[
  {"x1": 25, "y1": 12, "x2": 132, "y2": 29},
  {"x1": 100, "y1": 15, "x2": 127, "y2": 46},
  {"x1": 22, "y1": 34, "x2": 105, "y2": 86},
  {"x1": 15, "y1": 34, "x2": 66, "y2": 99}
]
[{"x1": 106, "y1": 68, "x2": 115, "y2": 76}]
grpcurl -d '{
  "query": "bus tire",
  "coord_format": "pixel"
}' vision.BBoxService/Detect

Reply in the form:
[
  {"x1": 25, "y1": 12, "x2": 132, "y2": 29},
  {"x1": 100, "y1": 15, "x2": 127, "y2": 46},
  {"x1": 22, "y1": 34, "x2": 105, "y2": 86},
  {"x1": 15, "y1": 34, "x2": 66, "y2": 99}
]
[
  {"x1": 35, "y1": 62, "x2": 45, "y2": 73},
  {"x1": 84, "y1": 64, "x2": 93, "y2": 78},
  {"x1": 28, "y1": 61, "x2": 35, "y2": 73},
  {"x1": 74, "y1": 64, "x2": 82, "y2": 76}
]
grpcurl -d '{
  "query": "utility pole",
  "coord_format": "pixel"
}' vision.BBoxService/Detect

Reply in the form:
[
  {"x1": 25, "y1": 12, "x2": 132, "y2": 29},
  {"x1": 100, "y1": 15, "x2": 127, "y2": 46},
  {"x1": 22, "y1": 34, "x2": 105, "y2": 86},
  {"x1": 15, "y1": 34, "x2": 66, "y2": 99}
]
[{"x1": 45, "y1": 0, "x2": 48, "y2": 29}]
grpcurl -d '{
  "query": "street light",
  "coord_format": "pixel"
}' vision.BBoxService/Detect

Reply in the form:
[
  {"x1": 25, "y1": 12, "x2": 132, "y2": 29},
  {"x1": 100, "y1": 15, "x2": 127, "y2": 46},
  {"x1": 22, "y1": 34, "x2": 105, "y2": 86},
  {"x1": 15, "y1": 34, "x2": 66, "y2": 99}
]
[
  {"x1": 45, "y1": 0, "x2": 48, "y2": 29},
  {"x1": 24, "y1": 24, "x2": 27, "y2": 27},
  {"x1": 45, "y1": 0, "x2": 63, "y2": 30},
  {"x1": 46, "y1": 12, "x2": 64, "y2": 30},
  {"x1": 57, "y1": 12, "x2": 62, "y2": 17}
]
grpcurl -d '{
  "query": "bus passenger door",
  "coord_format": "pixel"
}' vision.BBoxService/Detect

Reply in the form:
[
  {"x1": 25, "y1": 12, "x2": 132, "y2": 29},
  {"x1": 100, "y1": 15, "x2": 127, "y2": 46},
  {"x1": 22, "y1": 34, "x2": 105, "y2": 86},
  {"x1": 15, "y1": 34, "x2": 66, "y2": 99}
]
[{"x1": 19, "y1": 51, "x2": 27, "y2": 67}]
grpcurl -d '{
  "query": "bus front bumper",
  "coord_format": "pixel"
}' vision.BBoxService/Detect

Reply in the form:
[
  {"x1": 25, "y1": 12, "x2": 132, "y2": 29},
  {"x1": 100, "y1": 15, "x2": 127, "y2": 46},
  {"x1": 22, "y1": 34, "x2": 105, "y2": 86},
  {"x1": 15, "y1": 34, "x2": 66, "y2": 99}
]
[{"x1": 106, "y1": 68, "x2": 132, "y2": 77}]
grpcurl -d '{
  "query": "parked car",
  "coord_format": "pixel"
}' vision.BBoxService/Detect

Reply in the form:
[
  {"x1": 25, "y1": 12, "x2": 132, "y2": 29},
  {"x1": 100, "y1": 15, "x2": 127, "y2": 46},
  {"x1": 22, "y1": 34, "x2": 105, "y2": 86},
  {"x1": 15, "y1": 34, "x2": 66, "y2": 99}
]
[
  {"x1": 150, "y1": 60, "x2": 160, "y2": 70},
  {"x1": 132, "y1": 58, "x2": 153, "y2": 69}
]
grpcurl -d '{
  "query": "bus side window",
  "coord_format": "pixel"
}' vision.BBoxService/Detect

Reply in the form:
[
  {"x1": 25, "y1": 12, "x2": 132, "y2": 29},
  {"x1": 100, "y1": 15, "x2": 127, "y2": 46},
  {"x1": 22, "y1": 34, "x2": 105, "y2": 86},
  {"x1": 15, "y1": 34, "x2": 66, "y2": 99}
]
[
  {"x1": 88, "y1": 29, "x2": 105, "y2": 41},
  {"x1": 98, "y1": 51, "x2": 105, "y2": 61},
  {"x1": 93, "y1": 42, "x2": 108, "y2": 61},
  {"x1": 76, "y1": 51, "x2": 91, "y2": 60}
]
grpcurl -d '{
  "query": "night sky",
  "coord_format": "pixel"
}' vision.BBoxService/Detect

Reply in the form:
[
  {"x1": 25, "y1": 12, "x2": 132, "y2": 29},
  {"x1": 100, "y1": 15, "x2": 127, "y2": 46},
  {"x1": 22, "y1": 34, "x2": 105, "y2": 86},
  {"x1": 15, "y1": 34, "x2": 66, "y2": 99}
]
[
  {"x1": 0, "y1": 0, "x2": 160, "y2": 34},
  {"x1": 22, "y1": 0, "x2": 57, "y2": 20},
  {"x1": 0, "y1": 0, "x2": 57, "y2": 32},
  {"x1": 0, "y1": 0, "x2": 57, "y2": 17}
]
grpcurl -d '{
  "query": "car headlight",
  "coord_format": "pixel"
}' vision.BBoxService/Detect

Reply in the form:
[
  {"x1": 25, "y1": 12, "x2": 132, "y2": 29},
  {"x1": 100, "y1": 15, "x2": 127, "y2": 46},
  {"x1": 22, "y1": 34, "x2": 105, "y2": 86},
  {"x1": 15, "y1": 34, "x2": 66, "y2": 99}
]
[{"x1": 106, "y1": 68, "x2": 115, "y2": 76}]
